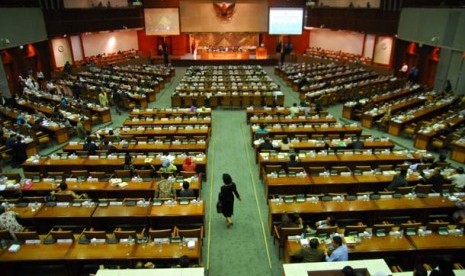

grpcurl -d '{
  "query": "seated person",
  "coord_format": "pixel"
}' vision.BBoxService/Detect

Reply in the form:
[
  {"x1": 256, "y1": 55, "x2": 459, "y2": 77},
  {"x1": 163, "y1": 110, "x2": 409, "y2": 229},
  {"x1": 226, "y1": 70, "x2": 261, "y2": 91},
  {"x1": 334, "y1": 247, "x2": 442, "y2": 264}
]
[
  {"x1": 182, "y1": 157, "x2": 197, "y2": 172},
  {"x1": 52, "y1": 181, "x2": 87, "y2": 200},
  {"x1": 0, "y1": 206, "x2": 24, "y2": 239},
  {"x1": 386, "y1": 169, "x2": 408, "y2": 191},
  {"x1": 325, "y1": 235, "x2": 348, "y2": 262},
  {"x1": 315, "y1": 216, "x2": 336, "y2": 229},
  {"x1": 448, "y1": 167, "x2": 465, "y2": 192},
  {"x1": 99, "y1": 139, "x2": 116, "y2": 154},
  {"x1": 279, "y1": 137, "x2": 291, "y2": 151},
  {"x1": 258, "y1": 138, "x2": 274, "y2": 151},
  {"x1": 155, "y1": 173, "x2": 176, "y2": 199},
  {"x1": 348, "y1": 135, "x2": 364, "y2": 150},
  {"x1": 254, "y1": 123, "x2": 269, "y2": 139},
  {"x1": 123, "y1": 152, "x2": 135, "y2": 172},
  {"x1": 289, "y1": 103, "x2": 300, "y2": 117},
  {"x1": 280, "y1": 212, "x2": 303, "y2": 228},
  {"x1": 140, "y1": 161, "x2": 157, "y2": 177},
  {"x1": 431, "y1": 154, "x2": 448, "y2": 169},
  {"x1": 420, "y1": 168, "x2": 446, "y2": 192},
  {"x1": 108, "y1": 129, "x2": 121, "y2": 142},
  {"x1": 284, "y1": 154, "x2": 301, "y2": 174},
  {"x1": 179, "y1": 181, "x2": 195, "y2": 198},
  {"x1": 294, "y1": 238, "x2": 325, "y2": 263},
  {"x1": 158, "y1": 159, "x2": 178, "y2": 175},
  {"x1": 83, "y1": 137, "x2": 98, "y2": 155}
]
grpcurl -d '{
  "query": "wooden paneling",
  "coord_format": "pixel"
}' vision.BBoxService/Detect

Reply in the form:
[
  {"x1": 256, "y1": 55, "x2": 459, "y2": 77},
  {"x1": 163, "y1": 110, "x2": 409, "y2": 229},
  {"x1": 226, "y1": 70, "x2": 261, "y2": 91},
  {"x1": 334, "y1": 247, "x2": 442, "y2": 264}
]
[
  {"x1": 43, "y1": 8, "x2": 144, "y2": 37},
  {"x1": 143, "y1": 0, "x2": 180, "y2": 8},
  {"x1": 307, "y1": 8, "x2": 399, "y2": 34}
]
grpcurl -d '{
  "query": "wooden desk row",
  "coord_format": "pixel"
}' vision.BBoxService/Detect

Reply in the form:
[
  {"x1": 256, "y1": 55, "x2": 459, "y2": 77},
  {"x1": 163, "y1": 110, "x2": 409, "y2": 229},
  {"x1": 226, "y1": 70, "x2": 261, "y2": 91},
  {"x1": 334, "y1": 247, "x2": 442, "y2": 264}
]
[
  {"x1": 414, "y1": 115, "x2": 465, "y2": 150},
  {"x1": 258, "y1": 152, "x2": 420, "y2": 175},
  {"x1": 285, "y1": 233, "x2": 465, "y2": 266},
  {"x1": 388, "y1": 98, "x2": 455, "y2": 136},
  {"x1": 264, "y1": 173, "x2": 421, "y2": 197},
  {"x1": 342, "y1": 85, "x2": 422, "y2": 120},
  {"x1": 123, "y1": 118, "x2": 211, "y2": 127},
  {"x1": 63, "y1": 142, "x2": 208, "y2": 154},
  {"x1": 254, "y1": 140, "x2": 396, "y2": 162},
  {"x1": 249, "y1": 116, "x2": 337, "y2": 125},
  {"x1": 130, "y1": 108, "x2": 212, "y2": 117},
  {"x1": 361, "y1": 97, "x2": 426, "y2": 129},
  {"x1": 23, "y1": 89, "x2": 112, "y2": 123},
  {"x1": 22, "y1": 155, "x2": 207, "y2": 176},
  {"x1": 9, "y1": 201, "x2": 205, "y2": 234},
  {"x1": 16, "y1": 100, "x2": 92, "y2": 132},
  {"x1": 0, "y1": 240, "x2": 201, "y2": 276},
  {"x1": 246, "y1": 108, "x2": 328, "y2": 122},
  {"x1": 251, "y1": 125, "x2": 363, "y2": 144},
  {"x1": 268, "y1": 196, "x2": 458, "y2": 232},
  {"x1": 96, "y1": 126, "x2": 210, "y2": 139},
  {"x1": 0, "y1": 107, "x2": 71, "y2": 145},
  {"x1": 15, "y1": 178, "x2": 202, "y2": 199},
  {"x1": 1, "y1": 130, "x2": 38, "y2": 157}
]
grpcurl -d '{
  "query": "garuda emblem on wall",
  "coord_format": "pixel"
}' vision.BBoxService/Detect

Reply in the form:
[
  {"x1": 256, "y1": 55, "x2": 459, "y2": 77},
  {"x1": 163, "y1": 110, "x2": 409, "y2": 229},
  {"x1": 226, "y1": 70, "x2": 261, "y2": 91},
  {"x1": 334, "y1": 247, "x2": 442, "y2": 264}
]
[{"x1": 213, "y1": 1, "x2": 236, "y2": 20}]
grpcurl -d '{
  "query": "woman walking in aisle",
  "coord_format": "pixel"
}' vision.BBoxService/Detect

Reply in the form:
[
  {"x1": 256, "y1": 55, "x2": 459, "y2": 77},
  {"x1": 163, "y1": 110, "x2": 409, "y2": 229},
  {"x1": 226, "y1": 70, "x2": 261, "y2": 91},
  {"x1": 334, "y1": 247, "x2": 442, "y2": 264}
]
[{"x1": 219, "y1": 173, "x2": 241, "y2": 228}]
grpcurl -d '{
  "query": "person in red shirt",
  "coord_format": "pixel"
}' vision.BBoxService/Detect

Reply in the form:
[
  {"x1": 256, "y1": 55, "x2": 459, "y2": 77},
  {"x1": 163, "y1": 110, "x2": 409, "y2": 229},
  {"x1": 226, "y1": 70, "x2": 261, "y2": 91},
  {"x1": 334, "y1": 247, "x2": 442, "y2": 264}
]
[{"x1": 182, "y1": 157, "x2": 197, "y2": 172}]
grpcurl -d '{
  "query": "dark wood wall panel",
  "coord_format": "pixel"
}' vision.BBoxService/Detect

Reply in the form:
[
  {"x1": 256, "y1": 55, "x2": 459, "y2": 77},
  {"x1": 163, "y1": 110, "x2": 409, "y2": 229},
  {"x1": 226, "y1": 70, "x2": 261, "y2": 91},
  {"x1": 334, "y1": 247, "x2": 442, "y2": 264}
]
[
  {"x1": 307, "y1": 8, "x2": 399, "y2": 34},
  {"x1": 142, "y1": 0, "x2": 179, "y2": 8},
  {"x1": 43, "y1": 8, "x2": 144, "y2": 37}
]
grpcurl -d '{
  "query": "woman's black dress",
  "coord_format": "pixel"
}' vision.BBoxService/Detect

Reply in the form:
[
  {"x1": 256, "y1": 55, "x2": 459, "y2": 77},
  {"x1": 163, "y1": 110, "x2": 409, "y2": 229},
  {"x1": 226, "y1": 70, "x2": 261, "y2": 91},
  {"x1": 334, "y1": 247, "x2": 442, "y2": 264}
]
[{"x1": 220, "y1": 183, "x2": 240, "y2": 217}]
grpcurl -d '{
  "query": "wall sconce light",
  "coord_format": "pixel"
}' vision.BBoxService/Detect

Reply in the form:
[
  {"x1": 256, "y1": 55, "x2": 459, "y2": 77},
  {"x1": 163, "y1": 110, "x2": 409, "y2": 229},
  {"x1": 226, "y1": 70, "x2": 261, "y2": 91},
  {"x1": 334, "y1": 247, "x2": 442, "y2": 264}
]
[{"x1": 0, "y1": 38, "x2": 11, "y2": 45}]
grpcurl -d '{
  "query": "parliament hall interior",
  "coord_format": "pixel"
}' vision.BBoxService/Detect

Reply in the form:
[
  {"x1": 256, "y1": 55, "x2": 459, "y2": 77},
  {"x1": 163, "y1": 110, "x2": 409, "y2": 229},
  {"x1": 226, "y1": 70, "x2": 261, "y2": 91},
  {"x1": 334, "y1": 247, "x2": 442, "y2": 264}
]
[{"x1": 1, "y1": 0, "x2": 465, "y2": 275}]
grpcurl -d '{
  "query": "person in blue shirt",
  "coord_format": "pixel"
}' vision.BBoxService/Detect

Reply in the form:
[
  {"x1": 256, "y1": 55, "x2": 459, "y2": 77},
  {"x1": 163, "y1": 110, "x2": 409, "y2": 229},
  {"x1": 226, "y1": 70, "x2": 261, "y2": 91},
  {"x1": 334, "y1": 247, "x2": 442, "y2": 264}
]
[
  {"x1": 61, "y1": 97, "x2": 68, "y2": 109},
  {"x1": 254, "y1": 123, "x2": 269, "y2": 139},
  {"x1": 325, "y1": 235, "x2": 348, "y2": 262}
]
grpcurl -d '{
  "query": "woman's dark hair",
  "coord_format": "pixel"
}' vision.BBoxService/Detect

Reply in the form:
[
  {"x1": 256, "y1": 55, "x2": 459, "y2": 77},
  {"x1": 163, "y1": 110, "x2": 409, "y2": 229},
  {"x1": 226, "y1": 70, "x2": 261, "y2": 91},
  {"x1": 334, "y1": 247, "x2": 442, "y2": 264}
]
[
  {"x1": 223, "y1": 173, "x2": 232, "y2": 185},
  {"x1": 342, "y1": 266, "x2": 356, "y2": 276},
  {"x1": 182, "y1": 181, "x2": 190, "y2": 190},
  {"x1": 413, "y1": 264, "x2": 427, "y2": 276},
  {"x1": 179, "y1": 255, "x2": 190, "y2": 268},
  {"x1": 124, "y1": 152, "x2": 132, "y2": 164},
  {"x1": 59, "y1": 182, "x2": 68, "y2": 191},
  {"x1": 400, "y1": 169, "x2": 408, "y2": 177},
  {"x1": 289, "y1": 154, "x2": 296, "y2": 161},
  {"x1": 327, "y1": 216, "x2": 336, "y2": 226}
]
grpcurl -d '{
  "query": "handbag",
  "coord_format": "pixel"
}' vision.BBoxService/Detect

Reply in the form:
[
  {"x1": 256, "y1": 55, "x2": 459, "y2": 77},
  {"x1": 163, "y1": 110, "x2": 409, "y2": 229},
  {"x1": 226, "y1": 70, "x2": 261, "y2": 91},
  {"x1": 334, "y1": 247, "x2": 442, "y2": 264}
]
[
  {"x1": 216, "y1": 200, "x2": 223, "y2": 214},
  {"x1": 216, "y1": 191, "x2": 224, "y2": 213}
]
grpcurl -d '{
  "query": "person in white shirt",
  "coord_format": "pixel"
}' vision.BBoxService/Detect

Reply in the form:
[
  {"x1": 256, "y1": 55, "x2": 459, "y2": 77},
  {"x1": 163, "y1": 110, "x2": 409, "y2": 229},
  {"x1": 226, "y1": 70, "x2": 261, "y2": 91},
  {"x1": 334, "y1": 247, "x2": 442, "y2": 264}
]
[
  {"x1": 289, "y1": 103, "x2": 300, "y2": 117},
  {"x1": 399, "y1": 63, "x2": 408, "y2": 79},
  {"x1": 449, "y1": 167, "x2": 465, "y2": 192}
]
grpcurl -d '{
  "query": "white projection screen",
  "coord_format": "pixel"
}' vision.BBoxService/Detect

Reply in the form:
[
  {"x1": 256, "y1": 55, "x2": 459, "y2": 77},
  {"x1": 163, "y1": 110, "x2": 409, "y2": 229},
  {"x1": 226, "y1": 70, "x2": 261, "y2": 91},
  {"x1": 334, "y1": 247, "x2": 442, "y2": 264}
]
[
  {"x1": 269, "y1": 7, "x2": 304, "y2": 35},
  {"x1": 145, "y1": 8, "x2": 180, "y2": 35}
]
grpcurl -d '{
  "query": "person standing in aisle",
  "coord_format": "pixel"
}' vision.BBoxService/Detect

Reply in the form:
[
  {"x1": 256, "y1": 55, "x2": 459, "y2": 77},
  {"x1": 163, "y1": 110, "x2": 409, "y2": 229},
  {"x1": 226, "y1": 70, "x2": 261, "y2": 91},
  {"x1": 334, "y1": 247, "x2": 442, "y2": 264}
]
[{"x1": 219, "y1": 173, "x2": 241, "y2": 228}]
